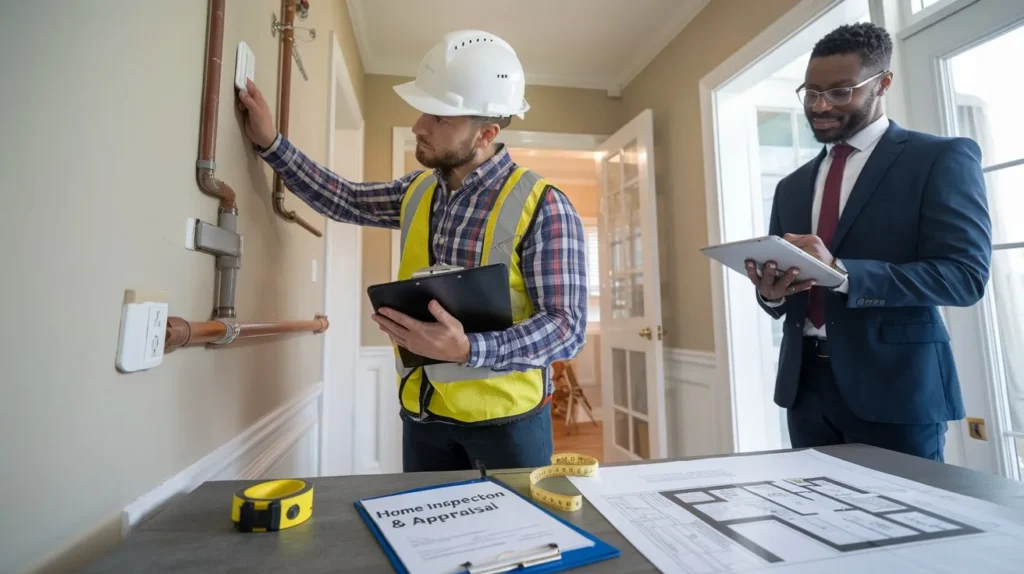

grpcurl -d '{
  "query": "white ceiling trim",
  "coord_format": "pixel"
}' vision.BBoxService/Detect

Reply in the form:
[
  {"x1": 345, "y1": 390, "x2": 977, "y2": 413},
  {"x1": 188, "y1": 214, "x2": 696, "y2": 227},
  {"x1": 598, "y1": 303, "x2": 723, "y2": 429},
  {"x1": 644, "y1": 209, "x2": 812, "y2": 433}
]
[
  {"x1": 347, "y1": 0, "x2": 711, "y2": 97},
  {"x1": 346, "y1": 0, "x2": 375, "y2": 81},
  {"x1": 612, "y1": 0, "x2": 711, "y2": 93}
]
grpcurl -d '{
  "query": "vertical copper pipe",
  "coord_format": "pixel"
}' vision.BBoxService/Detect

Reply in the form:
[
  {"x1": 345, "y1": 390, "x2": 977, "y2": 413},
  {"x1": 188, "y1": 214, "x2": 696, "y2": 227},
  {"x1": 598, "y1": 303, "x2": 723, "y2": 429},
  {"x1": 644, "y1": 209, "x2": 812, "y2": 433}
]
[
  {"x1": 197, "y1": 0, "x2": 237, "y2": 210},
  {"x1": 162, "y1": 0, "x2": 330, "y2": 351},
  {"x1": 272, "y1": 0, "x2": 322, "y2": 237}
]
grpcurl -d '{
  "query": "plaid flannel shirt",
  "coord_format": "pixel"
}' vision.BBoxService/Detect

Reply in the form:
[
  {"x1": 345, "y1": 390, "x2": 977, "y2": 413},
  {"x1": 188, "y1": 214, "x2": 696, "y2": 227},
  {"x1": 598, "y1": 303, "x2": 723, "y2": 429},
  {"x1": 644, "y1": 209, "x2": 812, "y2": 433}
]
[{"x1": 259, "y1": 135, "x2": 587, "y2": 389}]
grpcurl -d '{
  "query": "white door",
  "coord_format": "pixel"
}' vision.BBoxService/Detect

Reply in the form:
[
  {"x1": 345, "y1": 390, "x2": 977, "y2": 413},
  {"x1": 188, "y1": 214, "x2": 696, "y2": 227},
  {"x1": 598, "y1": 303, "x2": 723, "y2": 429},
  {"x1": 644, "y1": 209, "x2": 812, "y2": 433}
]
[
  {"x1": 597, "y1": 109, "x2": 668, "y2": 463},
  {"x1": 902, "y1": 0, "x2": 1024, "y2": 478}
]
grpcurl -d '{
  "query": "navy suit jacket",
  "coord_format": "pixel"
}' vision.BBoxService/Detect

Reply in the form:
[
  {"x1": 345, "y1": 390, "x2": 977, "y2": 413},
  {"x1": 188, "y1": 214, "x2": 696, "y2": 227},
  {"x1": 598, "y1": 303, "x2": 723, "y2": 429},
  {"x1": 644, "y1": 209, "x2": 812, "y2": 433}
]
[{"x1": 760, "y1": 121, "x2": 991, "y2": 424}]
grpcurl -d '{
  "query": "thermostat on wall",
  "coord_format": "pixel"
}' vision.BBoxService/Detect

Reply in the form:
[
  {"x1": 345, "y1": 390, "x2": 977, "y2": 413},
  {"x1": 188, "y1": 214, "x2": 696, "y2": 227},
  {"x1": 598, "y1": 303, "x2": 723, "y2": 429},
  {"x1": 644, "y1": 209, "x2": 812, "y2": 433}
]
[{"x1": 235, "y1": 41, "x2": 255, "y2": 92}]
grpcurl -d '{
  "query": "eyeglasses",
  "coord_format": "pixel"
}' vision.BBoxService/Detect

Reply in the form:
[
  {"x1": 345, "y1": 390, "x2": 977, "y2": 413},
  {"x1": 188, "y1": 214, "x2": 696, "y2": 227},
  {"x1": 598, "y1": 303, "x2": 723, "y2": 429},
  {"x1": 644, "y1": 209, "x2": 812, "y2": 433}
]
[{"x1": 796, "y1": 70, "x2": 888, "y2": 107}]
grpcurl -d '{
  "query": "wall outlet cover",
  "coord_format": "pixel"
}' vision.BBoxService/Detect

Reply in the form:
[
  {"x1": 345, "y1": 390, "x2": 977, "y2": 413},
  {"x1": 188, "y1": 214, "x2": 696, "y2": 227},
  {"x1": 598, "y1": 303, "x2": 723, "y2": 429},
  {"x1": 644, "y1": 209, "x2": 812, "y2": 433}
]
[
  {"x1": 966, "y1": 417, "x2": 987, "y2": 441},
  {"x1": 116, "y1": 293, "x2": 169, "y2": 373}
]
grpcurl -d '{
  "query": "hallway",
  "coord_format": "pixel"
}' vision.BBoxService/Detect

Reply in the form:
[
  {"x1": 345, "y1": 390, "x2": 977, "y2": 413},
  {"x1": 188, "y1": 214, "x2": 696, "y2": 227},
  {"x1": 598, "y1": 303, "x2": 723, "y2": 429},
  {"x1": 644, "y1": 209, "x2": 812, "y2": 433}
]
[{"x1": 552, "y1": 417, "x2": 604, "y2": 462}]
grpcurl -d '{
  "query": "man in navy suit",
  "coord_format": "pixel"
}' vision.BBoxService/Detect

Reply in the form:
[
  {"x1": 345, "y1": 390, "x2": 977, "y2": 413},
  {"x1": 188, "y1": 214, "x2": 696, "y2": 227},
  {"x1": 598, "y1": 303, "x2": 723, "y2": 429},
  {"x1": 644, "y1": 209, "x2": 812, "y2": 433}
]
[{"x1": 746, "y1": 23, "x2": 991, "y2": 461}]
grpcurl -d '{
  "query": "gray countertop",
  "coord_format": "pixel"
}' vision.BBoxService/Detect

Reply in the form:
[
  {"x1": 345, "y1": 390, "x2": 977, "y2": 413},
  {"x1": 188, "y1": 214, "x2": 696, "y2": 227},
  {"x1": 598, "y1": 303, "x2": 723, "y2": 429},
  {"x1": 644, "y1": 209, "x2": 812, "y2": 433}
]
[{"x1": 84, "y1": 444, "x2": 1024, "y2": 573}]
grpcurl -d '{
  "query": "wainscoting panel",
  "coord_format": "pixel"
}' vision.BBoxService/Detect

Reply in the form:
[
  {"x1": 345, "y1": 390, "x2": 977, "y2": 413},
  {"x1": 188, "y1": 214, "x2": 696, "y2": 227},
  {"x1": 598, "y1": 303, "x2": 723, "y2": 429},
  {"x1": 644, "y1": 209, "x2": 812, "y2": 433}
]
[
  {"x1": 664, "y1": 349, "x2": 720, "y2": 458},
  {"x1": 120, "y1": 383, "x2": 323, "y2": 537},
  {"x1": 357, "y1": 346, "x2": 403, "y2": 475}
]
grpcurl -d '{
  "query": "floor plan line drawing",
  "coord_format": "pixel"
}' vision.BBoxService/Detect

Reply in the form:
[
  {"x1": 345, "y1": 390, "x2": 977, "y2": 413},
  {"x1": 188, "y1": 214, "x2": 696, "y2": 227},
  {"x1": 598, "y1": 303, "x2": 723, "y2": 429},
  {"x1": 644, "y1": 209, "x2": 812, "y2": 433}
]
[
  {"x1": 569, "y1": 450, "x2": 1024, "y2": 574},
  {"x1": 660, "y1": 476, "x2": 983, "y2": 563}
]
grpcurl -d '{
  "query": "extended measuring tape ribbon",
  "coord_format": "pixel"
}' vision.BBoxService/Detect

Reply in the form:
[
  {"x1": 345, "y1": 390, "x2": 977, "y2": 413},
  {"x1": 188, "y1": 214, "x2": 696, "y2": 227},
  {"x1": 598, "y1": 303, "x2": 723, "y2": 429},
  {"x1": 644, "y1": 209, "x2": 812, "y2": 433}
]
[
  {"x1": 528, "y1": 453, "x2": 599, "y2": 512},
  {"x1": 231, "y1": 479, "x2": 314, "y2": 532}
]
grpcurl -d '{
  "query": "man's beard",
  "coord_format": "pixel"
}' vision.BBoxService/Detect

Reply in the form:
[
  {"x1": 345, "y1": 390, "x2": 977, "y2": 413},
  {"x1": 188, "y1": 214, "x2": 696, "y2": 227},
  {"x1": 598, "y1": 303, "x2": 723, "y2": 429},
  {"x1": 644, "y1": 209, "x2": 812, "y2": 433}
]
[
  {"x1": 807, "y1": 91, "x2": 877, "y2": 144},
  {"x1": 415, "y1": 135, "x2": 477, "y2": 172}
]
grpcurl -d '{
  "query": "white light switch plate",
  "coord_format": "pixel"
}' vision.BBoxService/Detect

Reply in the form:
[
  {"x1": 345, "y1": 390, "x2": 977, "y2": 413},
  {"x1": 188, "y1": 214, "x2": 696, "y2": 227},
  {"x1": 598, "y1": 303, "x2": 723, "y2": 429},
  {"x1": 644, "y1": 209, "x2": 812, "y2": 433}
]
[
  {"x1": 116, "y1": 290, "x2": 170, "y2": 373},
  {"x1": 235, "y1": 41, "x2": 255, "y2": 92},
  {"x1": 185, "y1": 217, "x2": 197, "y2": 250}
]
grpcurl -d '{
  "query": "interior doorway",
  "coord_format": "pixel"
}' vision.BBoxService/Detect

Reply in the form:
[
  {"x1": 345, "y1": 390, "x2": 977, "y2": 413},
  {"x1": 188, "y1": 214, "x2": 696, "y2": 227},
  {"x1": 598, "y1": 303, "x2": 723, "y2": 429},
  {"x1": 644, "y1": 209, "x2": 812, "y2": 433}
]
[{"x1": 319, "y1": 31, "x2": 366, "y2": 477}]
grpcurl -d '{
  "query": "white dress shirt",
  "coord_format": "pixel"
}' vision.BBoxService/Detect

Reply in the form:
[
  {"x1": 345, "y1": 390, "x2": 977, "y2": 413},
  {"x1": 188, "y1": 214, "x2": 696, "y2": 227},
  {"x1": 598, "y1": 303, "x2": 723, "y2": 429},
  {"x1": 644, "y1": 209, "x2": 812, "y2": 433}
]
[{"x1": 765, "y1": 114, "x2": 891, "y2": 338}]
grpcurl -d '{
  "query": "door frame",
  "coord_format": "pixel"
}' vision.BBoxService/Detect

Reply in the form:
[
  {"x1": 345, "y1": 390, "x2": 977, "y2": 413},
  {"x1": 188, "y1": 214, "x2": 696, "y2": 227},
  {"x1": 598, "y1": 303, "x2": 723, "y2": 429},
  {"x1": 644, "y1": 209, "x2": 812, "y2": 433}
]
[
  {"x1": 701, "y1": 0, "x2": 844, "y2": 455},
  {"x1": 320, "y1": 31, "x2": 365, "y2": 477},
  {"x1": 390, "y1": 127, "x2": 608, "y2": 280},
  {"x1": 700, "y1": 0, "x2": 906, "y2": 454}
]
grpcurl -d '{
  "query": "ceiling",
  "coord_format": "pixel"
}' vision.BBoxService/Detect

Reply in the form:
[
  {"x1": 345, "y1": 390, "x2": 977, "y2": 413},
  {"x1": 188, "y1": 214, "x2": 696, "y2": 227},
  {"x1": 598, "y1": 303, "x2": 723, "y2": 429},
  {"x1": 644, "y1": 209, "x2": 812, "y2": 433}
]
[{"x1": 347, "y1": 0, "x2": 710, "y2": 96}]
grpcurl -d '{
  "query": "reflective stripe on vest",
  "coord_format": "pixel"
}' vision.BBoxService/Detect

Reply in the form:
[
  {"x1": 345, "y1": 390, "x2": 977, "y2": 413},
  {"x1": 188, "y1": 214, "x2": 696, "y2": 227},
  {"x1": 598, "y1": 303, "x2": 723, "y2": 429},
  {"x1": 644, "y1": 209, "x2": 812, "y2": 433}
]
[{"x1": 395, "y1": 167, "x2": 550, "y2": 424}]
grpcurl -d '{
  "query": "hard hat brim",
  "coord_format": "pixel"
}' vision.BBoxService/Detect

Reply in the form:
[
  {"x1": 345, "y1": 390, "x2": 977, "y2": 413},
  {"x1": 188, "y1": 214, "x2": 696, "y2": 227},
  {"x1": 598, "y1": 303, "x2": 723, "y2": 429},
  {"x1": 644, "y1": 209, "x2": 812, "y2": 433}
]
[
  {"x1": 394, "y1": 80, "x2": 530, "y2": 119},
  {"x1": 393, "y1": 80, "x2": 467, "y2": 117}
]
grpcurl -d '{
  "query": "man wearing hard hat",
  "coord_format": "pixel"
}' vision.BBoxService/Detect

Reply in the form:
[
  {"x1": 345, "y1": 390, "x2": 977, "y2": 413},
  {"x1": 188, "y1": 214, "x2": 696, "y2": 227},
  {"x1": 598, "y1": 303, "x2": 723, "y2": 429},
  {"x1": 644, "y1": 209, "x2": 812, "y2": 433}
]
[{"x1": 239, "y1": 30, "x2": 587, "y2": 473}]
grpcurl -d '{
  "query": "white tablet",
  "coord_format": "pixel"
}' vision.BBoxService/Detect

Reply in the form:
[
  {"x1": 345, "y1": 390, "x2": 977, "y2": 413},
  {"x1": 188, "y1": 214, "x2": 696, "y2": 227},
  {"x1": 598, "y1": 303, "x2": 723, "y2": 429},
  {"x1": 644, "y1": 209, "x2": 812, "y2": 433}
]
[{"x1": 699, "y1": 235, "x2": 846, "y2": 289}]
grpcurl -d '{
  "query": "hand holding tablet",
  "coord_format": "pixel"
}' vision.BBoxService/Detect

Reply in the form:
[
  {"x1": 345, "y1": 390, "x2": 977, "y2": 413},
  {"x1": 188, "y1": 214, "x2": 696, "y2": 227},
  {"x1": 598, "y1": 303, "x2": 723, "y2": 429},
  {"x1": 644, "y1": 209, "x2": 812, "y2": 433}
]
[{"x1": 699, "y1": 234, "x2": 846, "y2": 301}]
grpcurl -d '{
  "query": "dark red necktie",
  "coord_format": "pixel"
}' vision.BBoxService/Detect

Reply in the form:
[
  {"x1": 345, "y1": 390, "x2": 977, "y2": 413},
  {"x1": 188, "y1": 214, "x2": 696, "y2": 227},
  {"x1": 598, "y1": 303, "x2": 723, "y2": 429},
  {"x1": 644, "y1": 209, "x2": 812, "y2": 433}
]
[{"x1": 808, "y1": 144, "x2": 854, "y2": 329}]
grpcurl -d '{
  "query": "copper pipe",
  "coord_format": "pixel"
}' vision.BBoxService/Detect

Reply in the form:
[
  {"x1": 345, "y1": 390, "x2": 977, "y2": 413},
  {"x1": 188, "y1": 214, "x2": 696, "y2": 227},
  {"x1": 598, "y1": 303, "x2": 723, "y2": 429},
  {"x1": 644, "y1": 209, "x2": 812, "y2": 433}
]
[
  {"x1": 197, "y1": 0, "x2": 237, "y2": 210},
  {"x1": 272, "y1": 0, "x2": 322, "y2": 237},
  {"x1": 165, "y1": 0, "x2": 329, "y2": 348},
  {"x1": 166, "y1": 315, "x2": 329, "y2": 352}
]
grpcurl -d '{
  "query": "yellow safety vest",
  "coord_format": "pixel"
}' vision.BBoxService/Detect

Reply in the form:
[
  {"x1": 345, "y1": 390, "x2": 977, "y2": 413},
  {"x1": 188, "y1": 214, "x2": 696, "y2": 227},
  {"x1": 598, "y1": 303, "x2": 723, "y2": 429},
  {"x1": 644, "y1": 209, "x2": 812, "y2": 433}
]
[{"x1": 395, "y1": 167, "x2": 550, "y2": 425}]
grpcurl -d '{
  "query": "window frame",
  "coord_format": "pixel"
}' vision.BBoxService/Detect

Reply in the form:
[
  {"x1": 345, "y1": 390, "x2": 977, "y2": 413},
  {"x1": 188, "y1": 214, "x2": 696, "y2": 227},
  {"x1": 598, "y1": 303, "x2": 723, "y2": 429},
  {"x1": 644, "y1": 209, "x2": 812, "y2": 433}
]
[{"x1": 581, "y1": 216, "x2": 601, "y2": 327}]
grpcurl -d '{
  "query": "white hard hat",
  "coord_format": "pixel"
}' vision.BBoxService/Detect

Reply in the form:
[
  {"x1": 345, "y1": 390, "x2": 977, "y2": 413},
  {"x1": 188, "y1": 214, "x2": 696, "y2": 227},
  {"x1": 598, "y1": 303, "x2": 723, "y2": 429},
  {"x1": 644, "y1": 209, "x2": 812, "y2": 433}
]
[{"x1": 394, "y1": 30, "x2": 530, "y2": 120}]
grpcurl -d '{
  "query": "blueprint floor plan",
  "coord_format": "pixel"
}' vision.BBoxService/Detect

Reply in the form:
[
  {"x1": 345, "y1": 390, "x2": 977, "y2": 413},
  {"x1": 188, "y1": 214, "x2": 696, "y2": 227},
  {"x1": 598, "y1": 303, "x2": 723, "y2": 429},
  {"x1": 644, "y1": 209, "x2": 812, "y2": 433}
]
[
  {"x1": 661, "y1": 476, "x2": 981, "y2": 563},
  {"x1": 570, "y1": 450, "x2": 1024, "y2": 573}
]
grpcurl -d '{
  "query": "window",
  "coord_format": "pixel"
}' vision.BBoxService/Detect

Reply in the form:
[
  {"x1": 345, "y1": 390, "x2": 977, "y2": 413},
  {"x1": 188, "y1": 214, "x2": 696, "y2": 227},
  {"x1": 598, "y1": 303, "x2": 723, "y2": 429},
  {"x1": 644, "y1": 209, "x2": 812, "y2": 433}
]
[
  {"x1": 909, "y1": 0, "x2": 943, "y2": 13},
  {"x1": 946, "y1": 24, "x2": 1024, "y2": 478},
  {"x1": 584, "y1": 221, "x2": 601, "y2": 323},
  {"x1": 901, "y1": 0, "x2": 961, "y2": 30}
]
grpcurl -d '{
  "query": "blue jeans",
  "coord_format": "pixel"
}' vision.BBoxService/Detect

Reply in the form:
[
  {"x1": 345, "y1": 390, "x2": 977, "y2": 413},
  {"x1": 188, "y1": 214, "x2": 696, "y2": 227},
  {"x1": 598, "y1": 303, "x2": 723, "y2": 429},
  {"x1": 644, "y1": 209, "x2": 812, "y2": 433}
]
[{"x1": 402, "y1": 404, "x2": 553, "y2": 472}]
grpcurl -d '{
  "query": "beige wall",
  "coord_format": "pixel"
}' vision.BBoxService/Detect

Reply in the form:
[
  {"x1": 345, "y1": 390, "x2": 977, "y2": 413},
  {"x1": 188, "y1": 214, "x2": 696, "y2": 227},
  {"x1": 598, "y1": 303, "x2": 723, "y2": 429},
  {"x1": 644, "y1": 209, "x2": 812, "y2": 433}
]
[
  {"x1": 622, "y1": 0, "x2": 801, "y2": 351},
  {"x1": 0, "y1": 1, "x2": 363, "y2": 572},
  {"x1": 360, "y1": 75, "x2": 624, "y2": 345}
]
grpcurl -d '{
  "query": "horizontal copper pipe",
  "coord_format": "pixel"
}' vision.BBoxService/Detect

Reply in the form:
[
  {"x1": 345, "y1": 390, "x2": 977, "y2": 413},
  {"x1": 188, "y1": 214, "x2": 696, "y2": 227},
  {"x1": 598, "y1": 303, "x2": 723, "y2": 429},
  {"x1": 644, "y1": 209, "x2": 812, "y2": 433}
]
[
  {"x1": 271, "y1": 0, "x2": 321, "y2": 237},
  {"x1": 165, "y1": 315, "x2": 329, "y2": 352}
]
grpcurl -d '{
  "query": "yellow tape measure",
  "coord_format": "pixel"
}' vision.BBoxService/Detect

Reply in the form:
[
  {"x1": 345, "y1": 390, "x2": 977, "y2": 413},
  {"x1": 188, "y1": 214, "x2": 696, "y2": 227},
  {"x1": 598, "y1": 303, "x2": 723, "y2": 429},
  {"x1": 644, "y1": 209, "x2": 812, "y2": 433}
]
[
  {"x1": 528, "y1": 453, "x2": 599, "y2": 512},
  {"x1": 231, "y1": 479, "x2": 314, "y2": 532}
]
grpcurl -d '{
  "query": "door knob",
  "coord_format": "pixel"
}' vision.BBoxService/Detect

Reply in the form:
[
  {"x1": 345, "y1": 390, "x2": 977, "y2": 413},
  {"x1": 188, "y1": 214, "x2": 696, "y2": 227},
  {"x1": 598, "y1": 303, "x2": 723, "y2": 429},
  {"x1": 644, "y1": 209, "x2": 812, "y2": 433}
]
[{"x1": 639, "y1": 327, "x2": 652, "y2": 340}]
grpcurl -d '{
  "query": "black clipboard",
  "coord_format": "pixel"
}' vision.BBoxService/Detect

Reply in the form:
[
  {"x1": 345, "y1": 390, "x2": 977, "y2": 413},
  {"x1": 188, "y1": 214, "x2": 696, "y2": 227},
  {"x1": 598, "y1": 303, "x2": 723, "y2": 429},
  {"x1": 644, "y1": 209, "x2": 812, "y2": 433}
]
[{"x1": 366, "y1": 263, "x2": 513, "y2": 368}]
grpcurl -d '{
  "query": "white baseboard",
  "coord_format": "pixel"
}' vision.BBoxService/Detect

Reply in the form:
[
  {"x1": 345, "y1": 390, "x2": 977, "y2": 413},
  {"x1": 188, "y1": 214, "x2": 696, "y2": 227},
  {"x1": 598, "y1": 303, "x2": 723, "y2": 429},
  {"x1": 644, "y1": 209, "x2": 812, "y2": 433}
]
[{"x1": 120, "y1": 382, "x2": 323, "y2": 537}]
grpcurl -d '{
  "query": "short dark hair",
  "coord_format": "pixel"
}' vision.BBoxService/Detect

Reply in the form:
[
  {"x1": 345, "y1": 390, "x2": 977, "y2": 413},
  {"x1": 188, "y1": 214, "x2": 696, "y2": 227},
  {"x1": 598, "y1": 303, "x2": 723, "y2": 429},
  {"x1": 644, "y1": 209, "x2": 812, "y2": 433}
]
[
  {"x1": 472, "y1": 115, "x2": 512, "y2": 130},
  {"x1": 811, "y1": 22, "x2": 893, "y2": 73}
]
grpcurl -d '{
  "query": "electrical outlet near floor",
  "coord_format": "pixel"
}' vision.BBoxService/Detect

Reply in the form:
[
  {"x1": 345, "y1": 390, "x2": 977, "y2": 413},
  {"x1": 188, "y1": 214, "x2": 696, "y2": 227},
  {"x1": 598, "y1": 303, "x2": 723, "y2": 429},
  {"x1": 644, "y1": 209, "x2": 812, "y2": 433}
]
[{"x1": 967, "y1": 417, "x2": 987, "y2": 441}]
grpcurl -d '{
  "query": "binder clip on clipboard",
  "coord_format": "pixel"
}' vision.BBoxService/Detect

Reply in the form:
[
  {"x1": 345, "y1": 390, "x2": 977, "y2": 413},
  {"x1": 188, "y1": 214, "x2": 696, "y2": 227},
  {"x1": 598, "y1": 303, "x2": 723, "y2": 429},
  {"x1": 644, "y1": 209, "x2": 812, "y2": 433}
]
[
  {"x1": 409, "y1": 235, "x2": 521, "y2": 279},
  {"x1": 462, "y1": 543, "x2": 562, "y2": 574}
]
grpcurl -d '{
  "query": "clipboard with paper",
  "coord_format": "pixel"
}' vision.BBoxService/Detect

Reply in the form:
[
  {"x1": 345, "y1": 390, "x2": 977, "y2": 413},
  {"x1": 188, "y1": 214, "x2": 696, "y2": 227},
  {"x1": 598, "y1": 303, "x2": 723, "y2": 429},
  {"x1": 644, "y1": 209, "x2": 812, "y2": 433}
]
[
  {"x1": 354, "y1": 475, "x2": 619, "y2": 574},
  {"x1": 366, "y1": 236, "x2": 522, "y2": 369}
]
